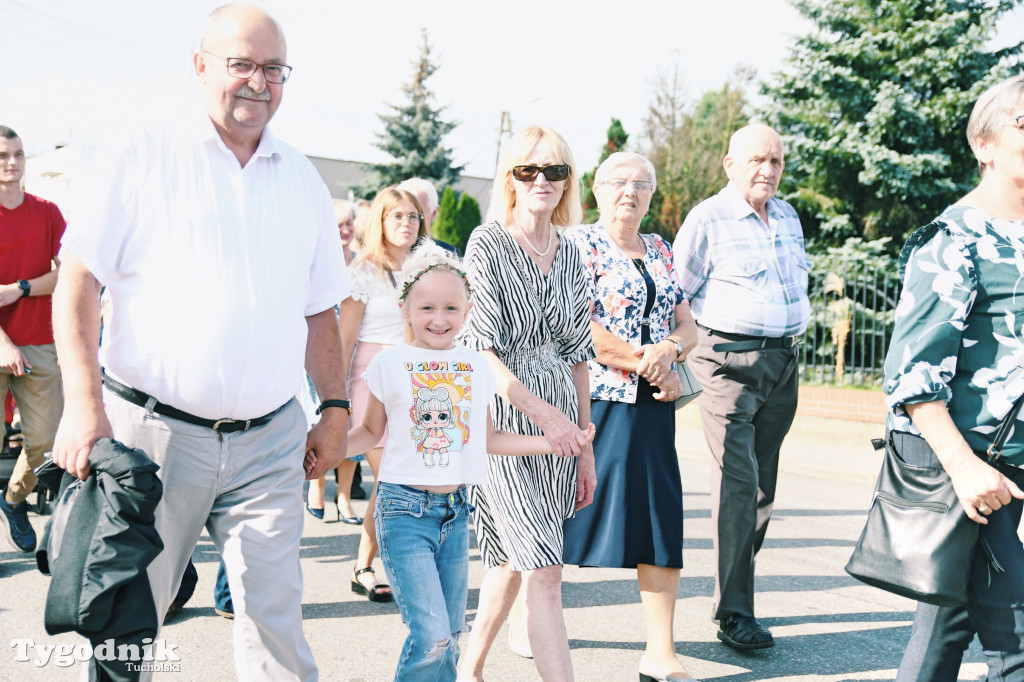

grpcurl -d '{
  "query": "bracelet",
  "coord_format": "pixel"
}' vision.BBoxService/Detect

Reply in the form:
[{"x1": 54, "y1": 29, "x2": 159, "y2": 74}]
[{"x1": 315, "y1": 399, "x2": 352, "y2": 416}]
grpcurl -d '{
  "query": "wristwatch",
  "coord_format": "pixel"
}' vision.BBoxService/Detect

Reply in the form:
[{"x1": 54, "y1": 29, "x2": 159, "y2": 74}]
[
  {"x1": 666, "y1": 338, "x2": 685, "y2": 360},
  {"x1": 315, "y1": 399, "x2": 352, "y2": 416},
  {"x1": 17, "y1": 280, "x2": 30, "y2": 298}
]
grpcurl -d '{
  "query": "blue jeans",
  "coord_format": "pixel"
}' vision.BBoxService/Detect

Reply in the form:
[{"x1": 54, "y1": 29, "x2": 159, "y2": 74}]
[
  {"x1": 375, "y1": 482, "x2": 470, "y2": 682},
  {"x1": 215, "y1": 560, "x2": 233, "y2": 612}
]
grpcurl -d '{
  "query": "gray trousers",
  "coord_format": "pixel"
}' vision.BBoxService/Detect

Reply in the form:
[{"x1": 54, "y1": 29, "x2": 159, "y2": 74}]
[
  {"x1": 104, "y1": 391, "x2": 317, "y2": 682},
  {"x1": 688, "y1": 328, "x2": 799, "y2": 621}
]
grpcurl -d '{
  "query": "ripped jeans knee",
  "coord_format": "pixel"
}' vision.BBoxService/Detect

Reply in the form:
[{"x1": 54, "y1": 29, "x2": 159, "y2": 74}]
[{"x1": 423, "y1": 633, "x2": 458, "y2": 661}]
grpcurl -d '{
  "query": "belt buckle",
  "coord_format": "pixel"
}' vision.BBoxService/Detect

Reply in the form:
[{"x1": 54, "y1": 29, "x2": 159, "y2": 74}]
[
  {"x1": 212, "y1": 419, "x2": 249, "y2": 432},
  {"x1": 759, "y1": 337, "x2": 770, "y2": 349}
]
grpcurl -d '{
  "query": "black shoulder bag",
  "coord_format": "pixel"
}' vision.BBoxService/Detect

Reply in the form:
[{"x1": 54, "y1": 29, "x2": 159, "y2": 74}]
[{"x1": 845, "y1": 395, "x2": 1024, "y2": 606}]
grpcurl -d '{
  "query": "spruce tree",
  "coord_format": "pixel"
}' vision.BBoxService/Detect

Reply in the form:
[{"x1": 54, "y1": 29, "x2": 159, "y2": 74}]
[
  {"x1": 432, "y1": 186, "x2": 460, "y2": 248},
  {"x1": 367, "y1": 30, "x2": 464, "y2": 195},
  {"x1": 430, "y1": 187, "x2": 480, "y2": 253},
  {"x1": 763, "y1": 0, "x2": 1023, "y2": 247},
  {"x1": 454, "y1": 192, "x2": 481, "y2": 253}
]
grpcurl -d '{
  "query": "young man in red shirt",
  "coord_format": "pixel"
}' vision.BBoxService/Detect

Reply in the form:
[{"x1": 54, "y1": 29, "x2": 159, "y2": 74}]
[{"x1": 0, "y1": 125, "x2": 65, "y2": 552}]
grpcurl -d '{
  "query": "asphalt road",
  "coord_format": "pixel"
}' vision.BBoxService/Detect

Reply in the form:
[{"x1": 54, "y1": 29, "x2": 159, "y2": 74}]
[{"x1": 0, "y1": 413, "x2": 988, "y2": 681}]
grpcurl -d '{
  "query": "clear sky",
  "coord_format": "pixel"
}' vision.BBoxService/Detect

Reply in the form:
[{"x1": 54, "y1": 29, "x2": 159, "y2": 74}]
[{"x1": 6, "y1": 0, "x2": 1024, "y2": 179}]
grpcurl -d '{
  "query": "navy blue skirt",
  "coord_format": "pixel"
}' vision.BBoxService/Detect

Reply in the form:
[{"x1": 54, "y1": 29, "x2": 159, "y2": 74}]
[{"x1": 562, "y1": 380, "x2": 683, "y2": 569}]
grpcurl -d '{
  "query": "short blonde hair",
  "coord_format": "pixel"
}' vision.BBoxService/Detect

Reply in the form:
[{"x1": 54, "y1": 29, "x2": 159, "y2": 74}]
[
  {"x1": 354, "y1": 188, "x2": 430, "y2": 272},
  {"x1": 486, "y1": 125, "x2": 582, "y2": 228},
  {"x1": 967, "y1": 75, "x2": 1024, "y2": 171}
]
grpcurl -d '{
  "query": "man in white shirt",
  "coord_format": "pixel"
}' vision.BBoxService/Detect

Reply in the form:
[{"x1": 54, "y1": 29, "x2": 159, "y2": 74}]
[{"x1": 51, "y1": 5, "x2": 349, "y2": 680}]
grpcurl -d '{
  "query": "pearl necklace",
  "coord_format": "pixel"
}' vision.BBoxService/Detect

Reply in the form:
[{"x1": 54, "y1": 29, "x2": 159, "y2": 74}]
[{"x1": 512, "y1": 210, "x2": 555, "y2": 257}]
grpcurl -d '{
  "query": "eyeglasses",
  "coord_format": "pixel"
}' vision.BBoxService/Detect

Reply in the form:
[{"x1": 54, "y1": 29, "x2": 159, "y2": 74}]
[
  {"x1": 1009, "y1": 115, "x2": 1024, "y2": 130},
  {"x1": 387, "y1": 212, "x2": 423, "y2": 224},
  {"x1": 204, "y1": 52, "x2": 293, "y2": 84},
  {"x1": 511, "y1": 164, "x2": 570, "y2": 182},
  {"x1": 603, "y1": 178, "x2": 655, "y2": 193}
]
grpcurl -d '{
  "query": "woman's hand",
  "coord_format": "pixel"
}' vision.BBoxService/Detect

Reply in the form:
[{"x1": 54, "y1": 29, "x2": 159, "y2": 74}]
[
  {"x1": 651, "y1": 368, "x2": 683, "y2": 402},
  {"x1": 533, "y1": 403, "x2": 589, "y2": 458},
  {"x1": 904, "y1": 401, "x2": 1024, "y2": 524},
  {"x1": 946, "y1": 454, "x2": 1024, "y2": 524},
  {"x1": 634, "y1": 340, "x2": 677, "y2": 385}
]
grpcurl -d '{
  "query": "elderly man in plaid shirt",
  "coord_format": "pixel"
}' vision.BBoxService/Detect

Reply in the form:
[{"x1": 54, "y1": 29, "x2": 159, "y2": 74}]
[{"x1": 673, "y1": 123, "x2": 810, "y2": 652}]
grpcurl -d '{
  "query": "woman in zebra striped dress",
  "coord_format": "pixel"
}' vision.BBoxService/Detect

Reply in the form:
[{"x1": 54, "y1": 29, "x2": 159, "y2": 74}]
[{"x1": 456, "y1": 125, "x2": 596, "y2": 681}]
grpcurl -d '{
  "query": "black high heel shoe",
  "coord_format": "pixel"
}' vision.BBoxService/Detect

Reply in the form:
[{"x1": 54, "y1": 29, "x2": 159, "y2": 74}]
[
  {"x1": 305, "y1": 502, "x2": 324, "y2": 520},
  {"x1": 638, "y1": 657, "x2": 701, "y2": 682}
]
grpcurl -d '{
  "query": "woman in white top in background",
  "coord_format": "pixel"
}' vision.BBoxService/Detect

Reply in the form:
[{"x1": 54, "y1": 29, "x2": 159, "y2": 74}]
[
  {"x1": 306, "y1": 199, "x2": 363, "y2": 523},
  {"x1": 340, "y1": 187, "x2": 430, "y2": 601}
]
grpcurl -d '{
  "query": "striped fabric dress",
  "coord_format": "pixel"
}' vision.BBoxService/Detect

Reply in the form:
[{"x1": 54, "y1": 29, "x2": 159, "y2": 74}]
[{"x1": 457, "y1": 221, "x2": 595, "y2": 570}]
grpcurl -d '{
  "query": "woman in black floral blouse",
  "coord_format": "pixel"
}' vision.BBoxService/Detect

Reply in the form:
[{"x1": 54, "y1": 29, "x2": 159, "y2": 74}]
[{"x1": 887, "y1": 75, "x2": 1024, "y2": 682}]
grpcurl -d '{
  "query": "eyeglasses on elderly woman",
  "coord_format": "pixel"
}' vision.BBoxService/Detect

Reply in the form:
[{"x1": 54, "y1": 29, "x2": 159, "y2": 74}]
[
  {"x1": 602, "y1": 178, "x2": 655, "y2": 194},
  {"x1": 511, "y1": 164, "x2": 570, "y2": 182}
]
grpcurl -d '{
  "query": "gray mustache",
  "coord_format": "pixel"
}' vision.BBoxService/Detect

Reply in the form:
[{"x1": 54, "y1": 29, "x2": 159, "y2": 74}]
[{"x1": 236, "y1": 85, "x2": 271, "y2": 102}]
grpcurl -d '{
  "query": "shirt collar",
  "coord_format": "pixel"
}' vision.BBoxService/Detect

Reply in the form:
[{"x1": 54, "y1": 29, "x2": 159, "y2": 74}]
[
  {"x1": 190, "y1": 107, "x2": 281, "y2": 162},
  {"x1": 721, "y1": 181, "x2": 776, "y2": 221}
]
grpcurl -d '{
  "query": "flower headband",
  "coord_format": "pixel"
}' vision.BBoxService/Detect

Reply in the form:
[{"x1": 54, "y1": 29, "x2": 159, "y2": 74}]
[{"x1": 398, "y1": 262, "x2": 473, "y2": 301}]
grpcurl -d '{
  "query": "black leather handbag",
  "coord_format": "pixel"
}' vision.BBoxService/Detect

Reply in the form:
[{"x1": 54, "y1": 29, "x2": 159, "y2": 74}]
[{"x1": 845, "y1": 397, "x2": 1024, "y2": 606}]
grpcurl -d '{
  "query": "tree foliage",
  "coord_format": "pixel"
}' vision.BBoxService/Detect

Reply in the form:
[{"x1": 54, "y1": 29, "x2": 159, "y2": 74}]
[
  {"x1": 581, "y1": 118, "x2": 629, "y2": 224},
  {"x1": 432, "y1": 186, "x2": 481, "y2": 253},
  {"x1": 762, "y1": 0, "x2": 1023, "y2": 249},
  {"x1": 432, "y1": 186, "x2": 459, "y2": 247},
  {"x1": 641, "y1": 64, "x2": 753, "y2": 238},
  {"x1": 366, "y1": 30, "x2": 464, "y2": 196},
  {"x1": 454, "y1": 192, "x2": 481, "y2": 253}
]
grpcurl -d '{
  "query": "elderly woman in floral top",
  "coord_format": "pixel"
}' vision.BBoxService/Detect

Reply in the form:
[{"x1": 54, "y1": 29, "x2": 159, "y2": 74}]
[
  {"x1": 563, "y1": 152, "x2": 700, "y2": 682},
  {"x1": 886, "y1": 76, "x2": 1024, "y2": 682}
]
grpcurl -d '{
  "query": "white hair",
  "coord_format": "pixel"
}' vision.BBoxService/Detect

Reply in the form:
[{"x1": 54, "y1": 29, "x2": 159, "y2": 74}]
[
  {"x1": 594, "y1": 152, "x2": 657, "y2": 189},
  {"x1": 397, "y1": 178, "x2": 440, "y2": 214}
]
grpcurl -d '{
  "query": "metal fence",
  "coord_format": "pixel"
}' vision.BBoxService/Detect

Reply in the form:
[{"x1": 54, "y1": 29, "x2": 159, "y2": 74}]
[{"x1": 798, "y1": 262, "x2": 901, "y2": 387}]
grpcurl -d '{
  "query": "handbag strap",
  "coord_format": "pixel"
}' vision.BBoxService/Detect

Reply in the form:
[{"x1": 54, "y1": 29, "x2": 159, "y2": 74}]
[{"x1": 987, "y1": 392, "x2": 1024, "y2": 462}]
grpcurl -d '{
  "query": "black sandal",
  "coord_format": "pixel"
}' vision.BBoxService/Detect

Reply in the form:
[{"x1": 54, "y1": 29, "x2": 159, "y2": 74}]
[
  {"x1": 351, "y1": 566, "x2": 393, "y2": 603},
  {"x1": 717, "y1": 616, "x2": 774, "y2": 650}
]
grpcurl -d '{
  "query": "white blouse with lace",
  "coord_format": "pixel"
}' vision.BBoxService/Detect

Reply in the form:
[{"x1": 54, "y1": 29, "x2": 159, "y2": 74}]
[{"x1": 348, "y1": 258, "x2": 405, "y2": 345}]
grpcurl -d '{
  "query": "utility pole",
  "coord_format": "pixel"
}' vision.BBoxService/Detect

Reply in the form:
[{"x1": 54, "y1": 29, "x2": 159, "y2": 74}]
[{"x1": 494, "y1": 111, "x2": 512, "y2": 178}]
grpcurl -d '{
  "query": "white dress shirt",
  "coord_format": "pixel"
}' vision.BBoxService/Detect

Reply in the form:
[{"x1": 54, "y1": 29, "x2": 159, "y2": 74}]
[{"x1": 62, "y1": 112, "x2": 349, "y2": 420}]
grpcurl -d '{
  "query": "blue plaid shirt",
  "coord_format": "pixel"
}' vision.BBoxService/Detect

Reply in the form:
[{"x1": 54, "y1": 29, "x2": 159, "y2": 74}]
[{"x1": 672, "y1": 183, "x2": 810, "y2": 337}]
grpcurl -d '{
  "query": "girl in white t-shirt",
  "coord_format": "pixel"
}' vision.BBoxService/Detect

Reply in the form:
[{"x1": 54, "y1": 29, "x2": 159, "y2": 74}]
[{"x1": 307, "y1": 245, "x2": 592, "y2": 681}]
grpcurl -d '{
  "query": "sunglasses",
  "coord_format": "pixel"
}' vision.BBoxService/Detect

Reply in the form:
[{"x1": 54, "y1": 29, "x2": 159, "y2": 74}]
[{"x1": 511, "y1": 164, "x2": 570, "y2": 182}]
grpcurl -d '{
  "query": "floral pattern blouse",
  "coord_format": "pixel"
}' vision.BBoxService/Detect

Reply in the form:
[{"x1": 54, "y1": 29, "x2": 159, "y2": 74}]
[
  {"x1": 564, "y1": 224, "x2": 686, "y2": 404},
  {"x1": 883, "y1": 205, "x2": 1024, "y2": 465}
]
